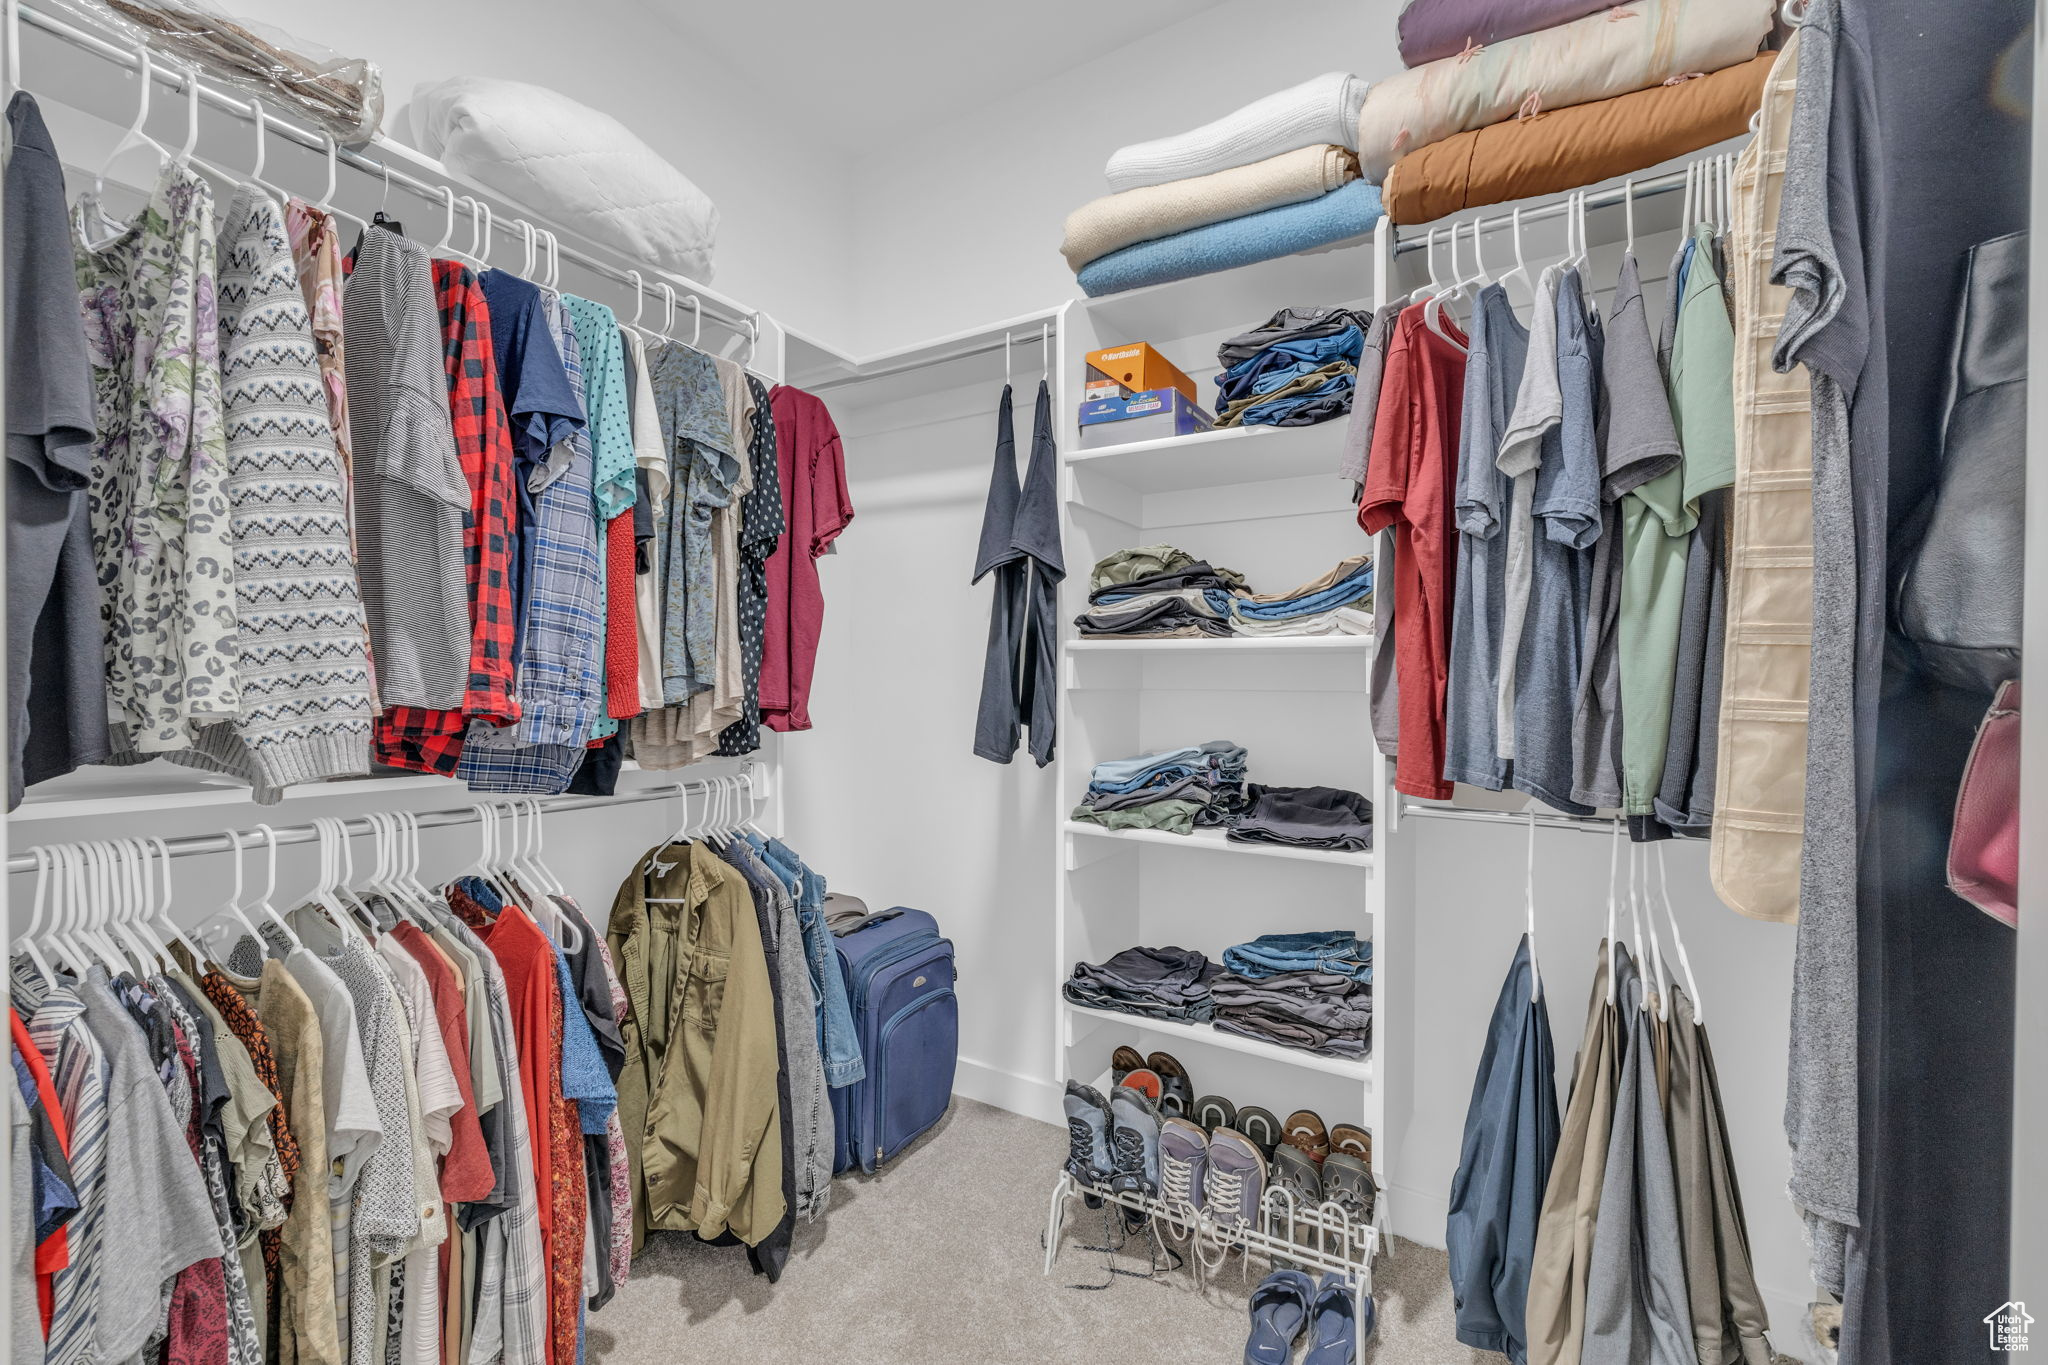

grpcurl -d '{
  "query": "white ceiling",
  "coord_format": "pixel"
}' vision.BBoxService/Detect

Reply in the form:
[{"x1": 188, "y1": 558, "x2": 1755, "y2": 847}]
[{"x1": 646, "y1": 0, "x2": 1237, "y2": 149}]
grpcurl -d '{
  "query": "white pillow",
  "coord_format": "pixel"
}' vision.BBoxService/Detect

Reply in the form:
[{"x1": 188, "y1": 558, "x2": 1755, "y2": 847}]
[{"x1": 409, "y1": 77, "x2": 717, "y2": 282}]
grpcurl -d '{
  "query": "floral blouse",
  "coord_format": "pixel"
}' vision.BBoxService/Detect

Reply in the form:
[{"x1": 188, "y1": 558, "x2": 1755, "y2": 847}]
[{"x1": 75, "y1": 162, "x2": 241, "y2": 751}]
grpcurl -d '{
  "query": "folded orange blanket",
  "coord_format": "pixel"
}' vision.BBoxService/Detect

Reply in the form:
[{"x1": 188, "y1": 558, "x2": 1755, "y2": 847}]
[{"x1": 1382, "y1": 52, "x2": 1778, "y2": 225}]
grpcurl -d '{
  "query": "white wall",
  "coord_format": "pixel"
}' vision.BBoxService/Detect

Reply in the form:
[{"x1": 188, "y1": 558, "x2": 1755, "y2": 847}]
[
  {"x1": 232, "y1": 0, "x2": 858, "y2": 342},
  {"x1": 844, "y1": 0, "x2": 1397, "y2": 353}
]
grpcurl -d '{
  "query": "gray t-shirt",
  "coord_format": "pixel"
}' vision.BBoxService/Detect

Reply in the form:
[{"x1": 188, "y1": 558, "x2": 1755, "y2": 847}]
[
  {"x1": 1443, "y1": 285, "x2": 1526, "y2": 791},
  {"x1": 1509, "y1": 270, "x2": 1602, "y2": 816},
  {"x1": 7, "y1": 93, "x2": 108, "y2": 806},
  {"x1": 343, "y1": 227, "x2": 469, "y2": 709},
  {"x1": 77, "y1": 969, "x2": 226, "y2": 1361},
  {"x1": 1494, "y1": 266, "x2": 1563, "y2": 760},
  {"x1": 1339, "y1": 301, "x2": 1407, "y2": 490},
  {"x1": 1573, "y1": 255, "x2": 1681, "y2": 809}
]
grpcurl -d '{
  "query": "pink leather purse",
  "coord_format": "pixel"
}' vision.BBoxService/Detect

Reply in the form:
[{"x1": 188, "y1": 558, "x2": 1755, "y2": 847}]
[{"x1": 1947, "y1": 680, "x2": 2020, "y2": 927}]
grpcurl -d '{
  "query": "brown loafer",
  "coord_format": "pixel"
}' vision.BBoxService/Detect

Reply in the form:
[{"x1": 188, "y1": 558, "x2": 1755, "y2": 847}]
[{"x1": 1111, "y1": 1045, "x2": 1146, "y2": 1085}]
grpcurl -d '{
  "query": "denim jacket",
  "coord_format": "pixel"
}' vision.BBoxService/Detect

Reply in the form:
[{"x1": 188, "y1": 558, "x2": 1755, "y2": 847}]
[{"x1": 747, "y1": 835, "x2": 865, "y2": 1088}]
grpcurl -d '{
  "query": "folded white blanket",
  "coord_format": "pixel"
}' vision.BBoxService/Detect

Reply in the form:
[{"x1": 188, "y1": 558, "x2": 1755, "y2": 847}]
[
  {"x1": 1355, "y1": 0, "x2": 1773, "y2": 183},
  {"x1": 1063, "y1": 144, "x2": 1360, "y2": 271},
  {"x1": 1105, "y1": 72, "x2": 1370, "y2": 193}
]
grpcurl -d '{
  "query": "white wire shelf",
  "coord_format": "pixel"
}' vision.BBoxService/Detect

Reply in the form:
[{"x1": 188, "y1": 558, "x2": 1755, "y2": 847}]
[
  {"x1": 1066, "y1": 634, "x2": 1372, "y2": 654},
  {"x1": 1063, "y1": 1001, "x2": 1374, "y2": 1083},
  {"x1": 1065, "y1": 421, "x2": 1350, "y2": 494},
  {"x1": 1063, "y1": 822, "x2": 1374, "y2": 869}
]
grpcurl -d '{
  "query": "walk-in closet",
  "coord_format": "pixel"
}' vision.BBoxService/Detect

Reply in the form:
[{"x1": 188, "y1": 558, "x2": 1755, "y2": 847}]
[{"x1": 2, "y1": 2, "x2": 2041, "y2": 1364}]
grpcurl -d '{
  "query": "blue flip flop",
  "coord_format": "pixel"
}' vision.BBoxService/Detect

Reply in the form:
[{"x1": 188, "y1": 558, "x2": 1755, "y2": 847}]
[
  {"x1": 1301, "y1": 1271, "x2": 1374, "y2": 1364},
  {"x1": 1244, "y1": 1268, "x2": 1317, "y2": 1365}
]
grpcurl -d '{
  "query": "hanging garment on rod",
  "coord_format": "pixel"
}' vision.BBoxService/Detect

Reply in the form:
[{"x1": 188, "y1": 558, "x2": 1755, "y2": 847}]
[
  {"x1": 757, "y1": 386, "x2": 854, "y2": 736},
  {"x1": 972, "y1": 380, "x2": 1064, "y2": 765}
]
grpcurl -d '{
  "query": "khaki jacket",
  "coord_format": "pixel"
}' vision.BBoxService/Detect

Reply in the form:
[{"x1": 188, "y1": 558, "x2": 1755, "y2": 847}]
[{"x1": 609, "y1": 841, "x2": 784, "y2": 1249}]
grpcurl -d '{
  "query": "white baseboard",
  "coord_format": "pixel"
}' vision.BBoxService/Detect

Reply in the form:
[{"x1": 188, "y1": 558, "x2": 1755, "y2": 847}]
[
  {"x1": 954, "y1": 1056, "x2": 1063, "y2": 1126},
  {"x1": 1385, "y1": 1179, "x2": 1449, "y2": 1249}
]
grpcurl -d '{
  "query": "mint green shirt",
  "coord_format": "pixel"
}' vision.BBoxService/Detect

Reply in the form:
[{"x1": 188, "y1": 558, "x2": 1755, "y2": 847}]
[{"x1": 1618, "y1": 226, "x2": 1733, "y2": 819}]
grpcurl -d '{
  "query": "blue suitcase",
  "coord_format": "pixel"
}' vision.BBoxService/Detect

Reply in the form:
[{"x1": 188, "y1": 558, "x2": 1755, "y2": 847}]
[{"x1": 829, "y1": 907, "x2": 958, "y2": 1174}]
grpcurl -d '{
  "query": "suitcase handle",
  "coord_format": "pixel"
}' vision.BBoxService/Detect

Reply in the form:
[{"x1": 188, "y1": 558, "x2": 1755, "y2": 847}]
[{"x1": 832, "y1": 908, "x2": 905, "y2": 937}]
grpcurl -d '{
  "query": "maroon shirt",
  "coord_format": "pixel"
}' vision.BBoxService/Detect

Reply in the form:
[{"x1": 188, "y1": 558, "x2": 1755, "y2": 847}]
[{"x1": 759, "y1": 387, "x2": 853, "y2": 733}]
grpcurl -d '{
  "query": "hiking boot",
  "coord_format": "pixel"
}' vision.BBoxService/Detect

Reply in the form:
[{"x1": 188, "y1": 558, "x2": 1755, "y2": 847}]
[
  {"x1": 1157, "y1": 1116, "x2": 1210, "y2": 1217},
  {"x1": 1320, "y1": 1153, "x2": 1376, "y2": 1226},
  {"x1": 1204, "y1": 1126, "x2": 1267, "y2": 1234},
  {"x1": 1063, "y1": 1081, "x2": 1115, "y2": 1196},
  {"x1": 1109, "y1": 1084, "x2": 1163, "y2": 1200}
]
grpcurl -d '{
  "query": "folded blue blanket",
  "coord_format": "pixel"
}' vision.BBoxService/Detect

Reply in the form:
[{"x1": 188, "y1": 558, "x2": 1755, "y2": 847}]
[{"x1": 1076, "y1": 180, "x2": 1384, "y2": 298}]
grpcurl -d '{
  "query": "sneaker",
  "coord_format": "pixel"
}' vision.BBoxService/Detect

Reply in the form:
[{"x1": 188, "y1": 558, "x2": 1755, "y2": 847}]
[
  {"x1": 1320, "y1": 1152, "x2": 1376, "y2": 1226},
  {"x1": 1109, "y1": 1084, "x2": 1163, "y2": 1200},
  {"x1": 1111, "y1": 1044, "x2": 1145, "y2": 1086},
  {"x1": 1204, "y1": 1126, "x2": 1267, "y2": 1233},
  {"x1": 1157, "y1": 1117, "x2": 1209, "y2": 1217},
  {"x1": 1062, "y1": 1080, "x2": 1114, "y2": 1195},
  {"x1": 1146, "y1": 1050, "x2": 1194, "y2": 1117}
]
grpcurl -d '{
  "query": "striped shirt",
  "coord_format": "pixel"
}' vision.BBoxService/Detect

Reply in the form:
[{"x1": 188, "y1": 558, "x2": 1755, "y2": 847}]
[{"x1": 14, "y1": 973, "x2": 107, "y2": 1365}]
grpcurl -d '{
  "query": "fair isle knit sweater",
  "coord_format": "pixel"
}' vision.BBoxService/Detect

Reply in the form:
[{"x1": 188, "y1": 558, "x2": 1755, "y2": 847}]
[{"x1": 177, "y1": 188, "x2": 373, "y2": 793}]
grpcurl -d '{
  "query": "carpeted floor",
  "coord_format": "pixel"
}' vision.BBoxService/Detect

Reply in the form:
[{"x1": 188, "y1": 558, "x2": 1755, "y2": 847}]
[{"x1": 588, "y1": 1097, "x2": 1492, "y2": 1364}]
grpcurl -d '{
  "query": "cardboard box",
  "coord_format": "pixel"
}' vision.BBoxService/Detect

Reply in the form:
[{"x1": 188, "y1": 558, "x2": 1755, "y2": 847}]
[
  {"x1": 1085, "y1": 343, "x2": 1197, "y2": 405},
  {"x1": 1076, "y1": 388, "x2": 1215, "y2": 448}
]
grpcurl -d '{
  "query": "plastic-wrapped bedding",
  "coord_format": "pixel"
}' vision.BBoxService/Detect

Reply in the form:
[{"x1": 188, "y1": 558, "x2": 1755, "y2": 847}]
[
  {"x1": 1104, "y1": 72, "x2": 1370, "y2": 192},
  {"x1": 1355, "y1": 0, "x2": 1774, "y2": 183},
  {"x1": 1075, "y1": 181, "x2": 1384, "y2": 298},
  {"x1": 1396, "y1": 0, "x2": 1617, "y2": 69},
  {"x1": 1383, "y1": 52, "x2": 1777, "y2": 225}
]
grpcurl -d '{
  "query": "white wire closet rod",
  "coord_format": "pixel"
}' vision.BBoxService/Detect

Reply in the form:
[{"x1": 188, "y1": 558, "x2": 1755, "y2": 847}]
[
  {"x1": 1389, "y1": 162, "x2": 1698, "y2": 256},
  {"x1": 2, "y1": 766, "x2": 763, "y2": 874},
  {"x1": 1398, "y1": 803, "x2": 1674, "y2": 837},
  {"x1": 806, "y1": 327, "x2": 1060, "y2": 393},
  {"x1": 10, "y1": 0, "x2": 760, "y2": 339}
]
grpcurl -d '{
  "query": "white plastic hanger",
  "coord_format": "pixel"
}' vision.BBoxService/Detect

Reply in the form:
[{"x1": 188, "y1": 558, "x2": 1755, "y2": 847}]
[
  {"x1": 315, "y1": 132, "x2": 370, "y2": 237},
  {"x1": 146, "y1": 835, "x2": 206, "y2": 968},
  {"x1": 658, "y1": 283, "x2": 678, "y2": 341},
  {"x1": 1406, "y1": 224, "x2": 1443, "y2": 305},
  {"x1": 1653, "y1": 846, "x2": 1704, "y2": 1023},
  {"x1": 96, "y1": 44, "x2": 170, "y2": 200},
  {"x1": 44, "y1": 846, "x2": 92, "y2": 979},
  {"x1": 1603, "y1": 818, "x2": 1622, "y2": 1005},
  {"x1": 76, "y1": 843, "x2": 130, "y2": 976},
  {"x1": 1622, "y1": 178, "x2": 1636, "y2": 256},
  {"x1": 1423, "y1": 221, "x2": 1472, "y2": 347},
  {"x1": 243, "y1": 97, "x2": 292, "y2": 203},
  {"x1": 541, "y1": 229, "x2": 562, "y2": 291},
  {"x1": 14, "y1": 848, "x2": 61, "y2": 985},
  {"x1": 108, "y1": 839, "x2": 168, "y2": 973},
  {"x1": 687, "y1": 294, "x2": 705, "y2": 351},
  {"x1": 1497, "y1": 206, "x2": 1534, "y2": 314}
]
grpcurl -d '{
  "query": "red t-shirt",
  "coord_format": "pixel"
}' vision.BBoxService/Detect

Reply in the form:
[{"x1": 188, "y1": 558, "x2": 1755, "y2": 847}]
[
  {"x1": 759, "y1": 386, "x2": 853, "y2": 733},
  {"x1": 603, "y1": 506, "x2": 640, "y2": 720},
  {"x1": 389, "y1": 924, "x2": 494, "y2": 1203},
  {"x1": 1359, "y1": 305, "x2": 1466, "y2": 801},
  {"x1": 11, "y1": 1008, "x2": 69, "y2": 1332}
]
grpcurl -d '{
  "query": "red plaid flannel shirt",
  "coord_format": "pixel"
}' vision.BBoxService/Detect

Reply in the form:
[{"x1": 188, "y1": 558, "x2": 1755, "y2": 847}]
[{"x1": 376, "y1": 261, "x2": 522, "y2": 773}]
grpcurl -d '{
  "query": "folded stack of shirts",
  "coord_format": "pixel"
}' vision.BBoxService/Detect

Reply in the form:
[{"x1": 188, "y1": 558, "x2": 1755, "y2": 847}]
[
  {"x1": 1212, "y1": 931, "x2": 1373, "y2": 1059},
  {"x1": 1065, "y1": 73, "x2": 1385, "y2": 297},
  {"x1": 1077, "y1": 544, "x2": 1249, "y2": 639},
  {"x1": 1214, "y1": 307, "x2": 1373, "y2": 428},
  {"x1": 1366, "y1": 0, "x2": 1777, "y2": 224},
  {"x1": 1227, "y1": 784, "x2": 1376, "y2": 851},
  {"x1": 1227, "y1": 554, "x2": 1373, "y2": 637},
  {"x1": 1072, "y1": 740, "x2": 1251, "y2": 834},
  {"x1": 1062, "y1": 944, "x2": 1222, "y2": 1022}
]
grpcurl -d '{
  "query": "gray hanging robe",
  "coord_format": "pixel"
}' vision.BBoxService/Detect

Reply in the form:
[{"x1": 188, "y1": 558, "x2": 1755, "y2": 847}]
[
  {"x1": 1446, "y1": 935, "x2": 1560, "y2": 1363},
  {"x1": 1583, "y1": 949, "x2": 1695, "y2": 1365},
  {"x1": 971, "y1": 385, "x2": 1027, "y2": 762},
  {"x1": 971, "y1": 380, "x2": 1065, "y2": 765}
]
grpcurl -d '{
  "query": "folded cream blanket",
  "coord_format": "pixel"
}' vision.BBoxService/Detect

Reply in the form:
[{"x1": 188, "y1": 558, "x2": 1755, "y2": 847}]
[
  {"x1": 1105, "y1": 72, "x2": 1369, "y2": 192},
  {"x1": 1355, "y1": 0, "x2": 1773, "y2": 183},
  {"x1": 1063, "y1": 144, "x2": 1360, "y2": 272}
]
